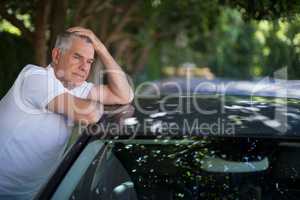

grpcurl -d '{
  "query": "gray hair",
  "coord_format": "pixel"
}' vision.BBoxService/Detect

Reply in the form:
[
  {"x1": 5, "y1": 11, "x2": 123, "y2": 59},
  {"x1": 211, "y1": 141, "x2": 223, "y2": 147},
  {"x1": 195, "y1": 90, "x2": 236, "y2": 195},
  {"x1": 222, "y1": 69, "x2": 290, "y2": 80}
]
[{"x1": 54, "y1": 31, "x2": 92, "y2": 52}]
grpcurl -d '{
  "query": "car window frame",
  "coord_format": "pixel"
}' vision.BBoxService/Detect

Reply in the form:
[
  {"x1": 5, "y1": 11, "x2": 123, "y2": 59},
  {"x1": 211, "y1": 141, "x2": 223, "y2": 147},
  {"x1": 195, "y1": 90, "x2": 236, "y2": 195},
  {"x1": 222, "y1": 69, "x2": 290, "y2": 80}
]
[{"x1": 51, "y1": 140, "x2": 105, "y2": 199}]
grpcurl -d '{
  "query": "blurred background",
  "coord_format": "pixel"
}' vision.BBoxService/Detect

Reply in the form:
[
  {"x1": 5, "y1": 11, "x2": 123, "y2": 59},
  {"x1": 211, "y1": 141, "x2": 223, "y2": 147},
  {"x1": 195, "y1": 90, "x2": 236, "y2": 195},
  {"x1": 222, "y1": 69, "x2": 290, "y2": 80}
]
[{"x1": 1, "y1": 0, "x2": 300, "y2": 98}]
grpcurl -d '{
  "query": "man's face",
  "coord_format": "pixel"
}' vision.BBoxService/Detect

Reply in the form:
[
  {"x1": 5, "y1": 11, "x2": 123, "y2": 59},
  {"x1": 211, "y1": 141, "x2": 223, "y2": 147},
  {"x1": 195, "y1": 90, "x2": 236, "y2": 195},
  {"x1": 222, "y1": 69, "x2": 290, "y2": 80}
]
[{"x1": 53, "y1": 37, "x2": 95, "y2": 87}]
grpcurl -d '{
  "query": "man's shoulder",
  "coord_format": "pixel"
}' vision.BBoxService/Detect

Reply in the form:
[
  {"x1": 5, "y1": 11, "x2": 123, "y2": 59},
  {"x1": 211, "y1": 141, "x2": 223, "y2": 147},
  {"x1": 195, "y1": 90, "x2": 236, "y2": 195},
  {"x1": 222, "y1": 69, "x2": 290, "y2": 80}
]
[
  {"x1": 22, "y1": 64, "x2": 48, "y2": 76},
  {"x1": 17, "y1": 64, "x2": 56, "y2": 88}
]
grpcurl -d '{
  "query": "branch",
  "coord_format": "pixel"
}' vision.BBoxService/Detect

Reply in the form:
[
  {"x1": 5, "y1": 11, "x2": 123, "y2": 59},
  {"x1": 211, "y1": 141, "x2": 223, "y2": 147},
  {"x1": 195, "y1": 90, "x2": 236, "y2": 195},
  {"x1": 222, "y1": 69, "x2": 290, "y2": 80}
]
[
  {"x1": 114, "y1": 38, "x2": 131, "y2": 59},
  {"x1": 86, "y1": 0, "x2": 111, "y2": 14},
  {"x1": 0, "y1": 4, "x2": 33, "y2": 42},
  {"x1": 105, "y1": 33, "x2": 132, "y2": 47},
  {"x1": 132, "y1": 46, "x2": 151, "y2": 76},
  {"x1": 106, "y1": 3, "x2": 138, "y2": 44},
  {"x1": 74, "y1": 0, "x2": 112, "y2": 26},
  {"x1": 99, "y1": 9, "x2": 112, "y2": 42}
]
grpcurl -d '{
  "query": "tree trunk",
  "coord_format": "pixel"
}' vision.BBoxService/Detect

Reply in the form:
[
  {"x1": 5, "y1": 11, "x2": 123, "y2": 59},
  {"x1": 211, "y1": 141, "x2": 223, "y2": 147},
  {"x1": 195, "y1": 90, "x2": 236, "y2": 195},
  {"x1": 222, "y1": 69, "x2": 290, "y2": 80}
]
[
  {"x1": 33, "y1": 0, "x2": 51, "y2": 67},
  {"x1": 47, "y1": 0, "x2": 68, "y2": 62}
]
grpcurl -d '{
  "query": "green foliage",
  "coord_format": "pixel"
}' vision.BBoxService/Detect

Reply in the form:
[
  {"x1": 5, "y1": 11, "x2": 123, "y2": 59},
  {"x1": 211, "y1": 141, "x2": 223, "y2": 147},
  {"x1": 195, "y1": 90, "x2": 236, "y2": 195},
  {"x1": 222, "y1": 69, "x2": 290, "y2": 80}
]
[
  {"x1": 1, "y1": 0, "x2": 35, "y2": 18},
  {"x1": 138, "y1": 0, "x2": 300, "y2": 80},
  {"x1": 0, "y1": 19, "x2": 21, "y2": 35},
  {"x1": 1, "y1": 0, "x2": 300, "y2": 84},
  {"x1": 261, "y1": 18, "x2": 300, "y2": 79},
  {"x1": 207, "y1": 8, "x2": 261, "y2": 79},
  {"x1": 222, "y1": 0, "x2": 300, "y2": 20},
  {"x1": 141, "y1": 0, "x2": 221, "y2": 42}
]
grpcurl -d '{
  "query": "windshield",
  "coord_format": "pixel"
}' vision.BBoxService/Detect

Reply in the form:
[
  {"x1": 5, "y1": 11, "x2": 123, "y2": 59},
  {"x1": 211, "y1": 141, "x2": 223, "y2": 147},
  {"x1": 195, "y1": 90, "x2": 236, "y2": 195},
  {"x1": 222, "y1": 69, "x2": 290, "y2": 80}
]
[{"x1": 67, "y1": 138, "x2": 300, "y2": 200}]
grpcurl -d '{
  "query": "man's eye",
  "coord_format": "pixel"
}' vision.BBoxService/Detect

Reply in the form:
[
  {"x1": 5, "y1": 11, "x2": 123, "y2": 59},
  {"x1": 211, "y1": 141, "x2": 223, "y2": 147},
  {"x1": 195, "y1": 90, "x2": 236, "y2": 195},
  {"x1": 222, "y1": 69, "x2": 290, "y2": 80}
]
[{"x1": 88, "y1": 60, "x2": 94, "y2": 64}]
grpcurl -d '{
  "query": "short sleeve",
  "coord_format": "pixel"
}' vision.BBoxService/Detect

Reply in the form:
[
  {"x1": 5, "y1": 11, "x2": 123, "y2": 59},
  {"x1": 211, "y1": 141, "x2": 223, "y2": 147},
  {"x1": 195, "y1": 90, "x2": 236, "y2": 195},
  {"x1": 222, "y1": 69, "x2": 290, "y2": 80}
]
[
  {"x1": 70, "y1": 81, "x2": 94, "y2": 99},
  {"x1": 21, "y1": 70, "x2": 68, "y2": 110}
]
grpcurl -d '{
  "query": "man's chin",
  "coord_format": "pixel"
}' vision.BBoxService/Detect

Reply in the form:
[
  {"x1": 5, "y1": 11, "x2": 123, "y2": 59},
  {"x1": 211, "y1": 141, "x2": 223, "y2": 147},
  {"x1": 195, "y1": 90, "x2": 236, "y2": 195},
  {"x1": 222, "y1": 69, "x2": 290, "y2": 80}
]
[
  {"x1": 64, "y1": 81, "x2": 84, "y2": 89},
  {"x1": 74, "y1": 80, "x2": 85, "y2": 87}
]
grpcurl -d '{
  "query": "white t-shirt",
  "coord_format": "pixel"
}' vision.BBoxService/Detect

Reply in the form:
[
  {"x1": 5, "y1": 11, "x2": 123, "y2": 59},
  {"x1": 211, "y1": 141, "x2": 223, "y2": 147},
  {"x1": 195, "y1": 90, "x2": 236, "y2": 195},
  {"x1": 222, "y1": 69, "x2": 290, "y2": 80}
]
[{"x1": 0, "y1": 64, "x2": 94, "y2": 199}]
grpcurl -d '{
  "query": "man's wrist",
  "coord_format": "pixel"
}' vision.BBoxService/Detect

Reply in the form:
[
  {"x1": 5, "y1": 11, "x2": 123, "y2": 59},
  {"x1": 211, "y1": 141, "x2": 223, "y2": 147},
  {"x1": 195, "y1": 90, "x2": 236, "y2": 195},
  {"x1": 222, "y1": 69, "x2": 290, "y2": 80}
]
[{"x1": 95, "y1": 43, "x2": 107, "y2": 53}]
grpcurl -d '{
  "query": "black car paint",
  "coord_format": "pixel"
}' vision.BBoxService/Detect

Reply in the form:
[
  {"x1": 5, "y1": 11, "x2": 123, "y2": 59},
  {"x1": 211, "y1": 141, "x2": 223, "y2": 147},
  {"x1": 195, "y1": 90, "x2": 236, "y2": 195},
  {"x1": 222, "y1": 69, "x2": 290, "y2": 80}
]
[{"x1": 35, "y1": 95, "x2": 300, "y2": 199}]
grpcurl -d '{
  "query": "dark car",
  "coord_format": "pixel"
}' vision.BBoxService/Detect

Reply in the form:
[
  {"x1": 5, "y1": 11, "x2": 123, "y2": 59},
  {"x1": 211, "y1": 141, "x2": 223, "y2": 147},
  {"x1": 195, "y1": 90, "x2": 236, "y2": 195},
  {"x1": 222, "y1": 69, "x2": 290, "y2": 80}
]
[
  {"x1": 140, "y1": 77, "x2": 300, "y2": 99},
  {"x1": 35, "y1": 94, "x2": 300, "y2": 200}
]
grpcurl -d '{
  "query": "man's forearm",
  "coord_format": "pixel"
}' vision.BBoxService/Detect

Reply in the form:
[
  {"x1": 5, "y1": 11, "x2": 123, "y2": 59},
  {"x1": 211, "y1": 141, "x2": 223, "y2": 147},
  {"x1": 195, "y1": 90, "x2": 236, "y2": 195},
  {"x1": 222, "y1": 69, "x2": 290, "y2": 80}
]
[{"x1": 95, "y1": 44, "x2": 134, "y2": 103}]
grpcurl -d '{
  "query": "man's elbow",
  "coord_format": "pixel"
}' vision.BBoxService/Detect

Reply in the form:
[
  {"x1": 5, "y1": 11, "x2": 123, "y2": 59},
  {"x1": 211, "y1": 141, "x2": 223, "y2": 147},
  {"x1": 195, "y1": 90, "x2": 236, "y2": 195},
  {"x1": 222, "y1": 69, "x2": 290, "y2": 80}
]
[
  {"x1": 86, "y1": 110, "x2": 103, "y2": 124},
  {"x1": 78, "y1": 105, "x2": 104, "y2": 124}
]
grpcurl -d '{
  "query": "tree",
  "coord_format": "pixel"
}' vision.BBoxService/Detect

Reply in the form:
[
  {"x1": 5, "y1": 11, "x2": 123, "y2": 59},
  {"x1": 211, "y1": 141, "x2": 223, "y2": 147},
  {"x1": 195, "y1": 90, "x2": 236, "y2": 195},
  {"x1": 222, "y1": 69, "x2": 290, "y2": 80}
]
[
  {"x1": 222, "y1": 0, "x2": 300, "y2": 20},
  {"x1": 0, "y1": 0, "x2": 220, "y2": 74},
  {"x1": 1, "y1": 0, "x2": 300, "y2": 75},
  {"x1": 0, "y1": 0, "x2": 144, "y2": 68}
]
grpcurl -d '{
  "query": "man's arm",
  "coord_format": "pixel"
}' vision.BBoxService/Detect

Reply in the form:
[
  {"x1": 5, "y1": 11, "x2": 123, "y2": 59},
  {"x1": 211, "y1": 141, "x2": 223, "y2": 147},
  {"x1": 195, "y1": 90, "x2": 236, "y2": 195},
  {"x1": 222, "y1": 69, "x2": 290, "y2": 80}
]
[
  {"x1": 88, "y1": 84, "x2": 133, "y2": 105},
  {"x1": 47, "y1": 92, "x2": 103, "y2": 124},
  {"x1": 68, "y1": 27, "x2": 134, "y2": 105}
]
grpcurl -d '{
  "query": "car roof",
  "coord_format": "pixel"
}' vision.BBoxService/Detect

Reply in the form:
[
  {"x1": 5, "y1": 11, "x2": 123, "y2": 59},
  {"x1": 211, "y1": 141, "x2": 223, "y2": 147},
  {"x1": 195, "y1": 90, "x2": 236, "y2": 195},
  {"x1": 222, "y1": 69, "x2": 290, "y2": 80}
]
[
  {"x1": 87, "y1": 95, "x2": 300, "y2": 139},
  {"x1": 140, "y1": 78, "x2": 300, "y2": 99}
]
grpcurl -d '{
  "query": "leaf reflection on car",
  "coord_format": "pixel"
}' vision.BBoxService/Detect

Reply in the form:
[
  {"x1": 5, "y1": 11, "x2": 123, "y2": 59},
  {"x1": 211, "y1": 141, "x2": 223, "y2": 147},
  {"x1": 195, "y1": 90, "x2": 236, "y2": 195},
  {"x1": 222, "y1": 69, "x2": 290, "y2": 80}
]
[{"x1": 35, "y1": 95, "x2": 300, "y2": 200}]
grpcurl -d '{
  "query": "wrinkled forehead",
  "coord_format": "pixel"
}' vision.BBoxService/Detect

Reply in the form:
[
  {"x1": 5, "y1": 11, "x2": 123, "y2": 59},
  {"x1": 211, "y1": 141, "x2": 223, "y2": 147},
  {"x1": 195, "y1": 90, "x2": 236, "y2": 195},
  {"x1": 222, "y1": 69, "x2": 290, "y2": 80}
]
[{"x1": 68, "y1": 36, "x2": 95, "y2": 59}]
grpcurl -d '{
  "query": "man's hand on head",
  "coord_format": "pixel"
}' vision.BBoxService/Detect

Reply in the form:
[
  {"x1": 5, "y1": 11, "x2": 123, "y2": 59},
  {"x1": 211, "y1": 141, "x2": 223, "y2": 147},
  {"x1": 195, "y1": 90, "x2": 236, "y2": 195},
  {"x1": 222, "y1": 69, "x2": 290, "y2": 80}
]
[{"x1": 67, "y1": 27, "x2": 105, "y2": 51}]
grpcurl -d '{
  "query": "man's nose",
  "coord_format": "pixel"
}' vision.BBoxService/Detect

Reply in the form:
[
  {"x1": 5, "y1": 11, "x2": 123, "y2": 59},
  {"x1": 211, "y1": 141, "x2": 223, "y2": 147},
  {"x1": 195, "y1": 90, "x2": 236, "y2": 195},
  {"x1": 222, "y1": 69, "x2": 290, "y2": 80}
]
[{"x1": 79, "y1": 60, "x2": 89, "y2": 71}]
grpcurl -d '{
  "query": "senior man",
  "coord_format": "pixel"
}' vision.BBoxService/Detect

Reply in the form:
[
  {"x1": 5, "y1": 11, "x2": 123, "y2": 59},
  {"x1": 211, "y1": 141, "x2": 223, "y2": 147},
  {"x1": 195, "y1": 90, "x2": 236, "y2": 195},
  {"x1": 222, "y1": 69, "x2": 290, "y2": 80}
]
[{"x1": 0, "y1": 27, "x2": 133, "y2": 199}]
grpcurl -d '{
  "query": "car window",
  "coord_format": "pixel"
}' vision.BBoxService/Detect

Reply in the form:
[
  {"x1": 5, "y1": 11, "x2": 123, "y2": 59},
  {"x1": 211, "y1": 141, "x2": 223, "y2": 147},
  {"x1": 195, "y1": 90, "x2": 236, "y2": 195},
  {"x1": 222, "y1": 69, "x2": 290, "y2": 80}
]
[
  {"x1": 52, "y1": 138, "x2": 300, "y2": 200},
  {"x1": 109, "y1": 138, "x2": 300, "y2": 200}
]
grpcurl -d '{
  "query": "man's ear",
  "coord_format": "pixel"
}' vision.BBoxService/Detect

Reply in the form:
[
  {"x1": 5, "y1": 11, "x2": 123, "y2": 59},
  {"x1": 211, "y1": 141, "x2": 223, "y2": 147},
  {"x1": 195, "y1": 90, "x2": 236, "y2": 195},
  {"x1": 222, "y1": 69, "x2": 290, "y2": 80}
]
[{"x1": 52, "y1": 48, "x2": 61, "y2": 65}]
